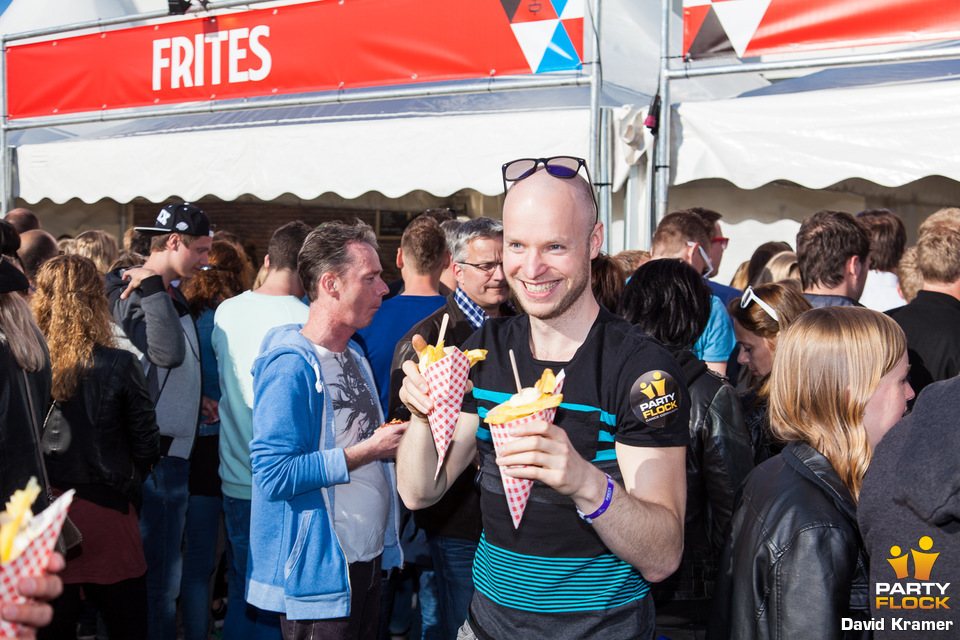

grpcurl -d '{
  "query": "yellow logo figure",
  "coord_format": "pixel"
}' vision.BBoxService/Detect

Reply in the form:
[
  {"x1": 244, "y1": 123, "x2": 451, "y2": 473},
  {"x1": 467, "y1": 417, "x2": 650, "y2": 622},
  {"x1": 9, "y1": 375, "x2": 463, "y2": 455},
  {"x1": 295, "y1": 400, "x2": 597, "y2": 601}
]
[
  {"x1": 913, "y1": 536, "x2": 939, "y2": 581},
  {"x1": 639, "y1": 372, "x2": 668, "y2": 399},
  {"x1": 887, "y1": 537, "x2": 939, "y2": 580}
]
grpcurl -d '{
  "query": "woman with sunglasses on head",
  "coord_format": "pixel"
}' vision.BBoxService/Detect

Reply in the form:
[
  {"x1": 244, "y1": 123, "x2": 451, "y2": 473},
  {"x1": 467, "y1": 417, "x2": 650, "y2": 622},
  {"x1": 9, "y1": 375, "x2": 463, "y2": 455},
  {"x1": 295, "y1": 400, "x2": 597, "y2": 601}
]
[
  {"x1": 708, "y1": 306, "x2": 913, "y2": 640},
  {"x1": 621, "y1": 258, "x2": 755, "y2": 640},
  {"x1": 30, "y1": 255, "x2": 159, "y2": 640},
  {"x1": 179, "y1": 240, "x2": 252, "y2": 640},
  {"x1": 728, "y1": 283, "x2": 811, "y2": 462}
]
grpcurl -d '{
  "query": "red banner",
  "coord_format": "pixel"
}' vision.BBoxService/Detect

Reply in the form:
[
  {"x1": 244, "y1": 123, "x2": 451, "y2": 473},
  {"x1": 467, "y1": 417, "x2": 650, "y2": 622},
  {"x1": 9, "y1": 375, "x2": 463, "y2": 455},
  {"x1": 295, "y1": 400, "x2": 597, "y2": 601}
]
[
  {"x1": 683, "y1": 0, "x2": 960, "y2": 60},
  {"x1": 6, "y1": 0, "x2": 585, "y2": 120}
]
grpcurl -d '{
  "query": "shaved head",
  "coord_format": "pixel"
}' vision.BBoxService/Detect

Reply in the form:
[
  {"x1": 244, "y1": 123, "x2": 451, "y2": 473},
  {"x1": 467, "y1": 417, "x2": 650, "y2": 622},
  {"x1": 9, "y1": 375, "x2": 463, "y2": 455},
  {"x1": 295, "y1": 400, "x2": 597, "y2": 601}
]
[{"x1": 504, "y1": 168, "x2": 597, "y2": 238}]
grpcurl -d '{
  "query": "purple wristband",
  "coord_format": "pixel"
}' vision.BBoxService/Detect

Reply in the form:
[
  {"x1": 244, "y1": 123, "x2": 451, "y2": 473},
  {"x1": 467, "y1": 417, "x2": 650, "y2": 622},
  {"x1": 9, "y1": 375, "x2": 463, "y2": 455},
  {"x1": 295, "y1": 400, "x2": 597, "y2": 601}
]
[{"x1": 576, "y1": 473, "x2": 615, "y2": 524}]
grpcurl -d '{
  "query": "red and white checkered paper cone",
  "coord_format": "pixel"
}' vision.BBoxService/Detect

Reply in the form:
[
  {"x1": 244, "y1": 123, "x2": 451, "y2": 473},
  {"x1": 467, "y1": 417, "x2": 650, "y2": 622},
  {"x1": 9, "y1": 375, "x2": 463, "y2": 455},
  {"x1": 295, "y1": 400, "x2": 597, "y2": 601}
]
[
  {"x1": 488, "y1": 372, "x2": 565, "y2": 529},
  {"x1": 424, "y1": 349, "x2": 471, "y2": 479},
  {"x1": 0, "y1": 490, "x2": 74, "y2": 639}
]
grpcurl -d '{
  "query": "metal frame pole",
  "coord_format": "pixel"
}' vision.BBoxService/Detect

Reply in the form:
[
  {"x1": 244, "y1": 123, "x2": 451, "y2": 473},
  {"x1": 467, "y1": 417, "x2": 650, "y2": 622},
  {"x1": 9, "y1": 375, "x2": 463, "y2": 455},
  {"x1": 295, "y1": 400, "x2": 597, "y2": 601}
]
[
  {"x1": 1, "y1": 34, "x2": 8, "y2": 216},
  {"x1": 587, "y1": 0, "x2": 607, "y2": 251},
  {"x1": 653, "y1": 0, "x2": 672, "y2": 225}
]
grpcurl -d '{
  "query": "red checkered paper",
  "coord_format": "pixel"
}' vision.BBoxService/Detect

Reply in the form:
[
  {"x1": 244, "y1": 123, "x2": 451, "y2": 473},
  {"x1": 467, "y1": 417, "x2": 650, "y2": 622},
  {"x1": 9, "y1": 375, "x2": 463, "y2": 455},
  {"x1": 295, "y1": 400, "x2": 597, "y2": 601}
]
[
  {"x1": 424, "y1": 349, "x2": 471, "y2": 479},
  {"x1": 0, "y1": 490, "x2": 74, "y2": 638},
  {"x1": 488, "y1": 372, "x2": 565, "y2": 529}
]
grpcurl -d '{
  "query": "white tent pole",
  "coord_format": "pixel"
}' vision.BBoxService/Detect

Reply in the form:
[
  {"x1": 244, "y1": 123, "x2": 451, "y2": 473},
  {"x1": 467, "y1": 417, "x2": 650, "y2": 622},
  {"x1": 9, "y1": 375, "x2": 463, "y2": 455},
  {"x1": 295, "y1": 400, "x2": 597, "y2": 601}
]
[
  {"x1": 1, "y1": 34, "x2": 8, "y2": 216},
  {"x1": 653, "y1": 0, "x2": 672, "y2": 224},
  {"x1": 588, "y1": 0, "x2": 606, "y2": 252}
]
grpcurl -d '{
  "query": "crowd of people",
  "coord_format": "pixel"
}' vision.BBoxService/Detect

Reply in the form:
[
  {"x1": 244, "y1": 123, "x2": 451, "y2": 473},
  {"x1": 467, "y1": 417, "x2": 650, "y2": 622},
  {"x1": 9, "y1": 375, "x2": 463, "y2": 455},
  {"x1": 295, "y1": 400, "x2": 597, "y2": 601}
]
[{"x1": 1, "y1": 163, "x2": 959, "y2": 640}]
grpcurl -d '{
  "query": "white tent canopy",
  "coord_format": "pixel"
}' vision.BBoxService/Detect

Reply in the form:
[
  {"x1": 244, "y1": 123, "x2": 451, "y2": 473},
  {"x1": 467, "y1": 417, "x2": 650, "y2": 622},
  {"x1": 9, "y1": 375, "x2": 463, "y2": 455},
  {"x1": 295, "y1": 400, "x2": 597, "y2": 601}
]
[
  {"x1": 671, "y1": 59, "x2": 960, "y2": 190},
  {"x1": 4, "y1": 0, "x2": 765, "y2": 206}
]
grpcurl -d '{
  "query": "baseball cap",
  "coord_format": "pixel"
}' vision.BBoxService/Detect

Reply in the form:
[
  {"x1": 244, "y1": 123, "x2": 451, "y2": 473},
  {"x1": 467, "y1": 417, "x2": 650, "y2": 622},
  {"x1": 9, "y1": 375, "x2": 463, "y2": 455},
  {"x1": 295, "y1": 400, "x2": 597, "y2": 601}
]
[
  {"x1": 0, "y1": 258, "x2": 29, "y2": 293},
  {"x1": 135, "y1": 203, "x2": 212, "y2": 237}
]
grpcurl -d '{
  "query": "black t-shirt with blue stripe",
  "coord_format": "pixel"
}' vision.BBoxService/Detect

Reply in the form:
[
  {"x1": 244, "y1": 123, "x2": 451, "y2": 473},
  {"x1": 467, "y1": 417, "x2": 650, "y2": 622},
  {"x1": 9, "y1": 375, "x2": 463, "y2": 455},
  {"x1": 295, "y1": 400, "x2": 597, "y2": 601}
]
[{"x1": 460, "y1": 307, "x2": 690, "y2": 639}]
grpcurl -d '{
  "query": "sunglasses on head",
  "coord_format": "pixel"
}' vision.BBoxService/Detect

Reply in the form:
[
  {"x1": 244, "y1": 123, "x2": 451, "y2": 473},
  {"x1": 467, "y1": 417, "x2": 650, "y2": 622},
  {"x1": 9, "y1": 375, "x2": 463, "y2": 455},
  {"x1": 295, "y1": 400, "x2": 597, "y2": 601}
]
[
  {"x1": 501, "y1": 156, "x2": 598, "y2": 220},
  {"x1": 740, "y1": 286, "x2": 779, "y2": 322}
]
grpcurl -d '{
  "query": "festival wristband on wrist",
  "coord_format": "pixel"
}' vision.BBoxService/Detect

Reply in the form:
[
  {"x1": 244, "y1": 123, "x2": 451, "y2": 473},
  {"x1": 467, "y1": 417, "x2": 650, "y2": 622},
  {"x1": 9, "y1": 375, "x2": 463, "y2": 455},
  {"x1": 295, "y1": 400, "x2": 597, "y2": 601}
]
[{"x1": 576, "y1": 473, "x2": 615, "y2": 524}]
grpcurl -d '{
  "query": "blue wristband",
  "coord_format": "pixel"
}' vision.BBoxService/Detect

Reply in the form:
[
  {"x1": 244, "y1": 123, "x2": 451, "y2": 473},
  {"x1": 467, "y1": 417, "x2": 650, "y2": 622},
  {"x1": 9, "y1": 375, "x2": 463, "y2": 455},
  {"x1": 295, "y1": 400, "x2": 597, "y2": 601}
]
[{"x1": 576, "y1": 474, "x2": 615, "y2": 524}]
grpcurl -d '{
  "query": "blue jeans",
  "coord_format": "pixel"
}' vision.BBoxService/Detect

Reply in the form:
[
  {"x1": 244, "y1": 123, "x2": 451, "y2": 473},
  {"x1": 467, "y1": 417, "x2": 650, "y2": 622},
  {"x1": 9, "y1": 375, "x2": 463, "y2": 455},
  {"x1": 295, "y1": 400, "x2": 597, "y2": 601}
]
[
  {"x1": 428, "y1": 535, "x2": 477, "y2": 640},
  {"x1": 181, "y1": 494, "x2": 222, "y2": 640},
  {"x1": 223, "y1": 495, "x2": 282, "y2": 640},
  {"x1": 140, "y1": 456, "x2": 190, "y2": 640}
]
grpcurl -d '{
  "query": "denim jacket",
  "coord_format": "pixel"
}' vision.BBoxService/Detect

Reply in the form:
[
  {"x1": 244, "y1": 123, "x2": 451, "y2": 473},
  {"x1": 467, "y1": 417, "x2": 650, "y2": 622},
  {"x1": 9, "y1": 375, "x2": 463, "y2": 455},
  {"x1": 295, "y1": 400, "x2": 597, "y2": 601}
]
[{"x1": 246, "y1": 324, "x2": 402, "y2": 620}]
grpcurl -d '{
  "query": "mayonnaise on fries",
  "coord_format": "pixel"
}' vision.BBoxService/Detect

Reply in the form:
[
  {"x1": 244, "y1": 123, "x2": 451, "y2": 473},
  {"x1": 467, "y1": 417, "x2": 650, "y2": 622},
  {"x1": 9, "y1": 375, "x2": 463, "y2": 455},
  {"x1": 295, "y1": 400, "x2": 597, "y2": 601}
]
[
  {"x1": 0, "y1": 477, "x2": 41, "y2": 563},
  {"x1": 484, "y1": 369, "x2": 563, "y2": 425}
]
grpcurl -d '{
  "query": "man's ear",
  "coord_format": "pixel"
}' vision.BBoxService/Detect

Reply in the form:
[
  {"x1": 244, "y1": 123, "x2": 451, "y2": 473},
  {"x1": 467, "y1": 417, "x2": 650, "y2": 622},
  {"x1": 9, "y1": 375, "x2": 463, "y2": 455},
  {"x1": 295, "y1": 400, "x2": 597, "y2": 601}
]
[
  {"x1": 396, "y1": 247, "x2": 404, "y2": 270},
  {"x1": 167, "y1": 233, "x2": 181, "y2": 251},
  {"x1": 847, "y1": 254, "x2": 863, "y2": 277},
  {"x1": 589, "y1": 222, "x2": 604, "y2": 259},
  {"x1": 263, "y1": 254, "x2": 271, "y2": 270},
  {"x1": 442, "y1": 250, "x2": 452, "y2": 270},
  {"x1": 320, "y1": 272, "x2": 339, "y2": 298}
]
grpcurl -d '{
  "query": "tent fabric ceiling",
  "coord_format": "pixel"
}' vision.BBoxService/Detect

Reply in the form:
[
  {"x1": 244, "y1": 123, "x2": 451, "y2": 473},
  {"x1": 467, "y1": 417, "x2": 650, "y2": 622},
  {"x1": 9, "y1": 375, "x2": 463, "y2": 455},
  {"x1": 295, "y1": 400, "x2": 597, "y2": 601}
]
[
  {"x1": 672, "y1": 67, "x2": 960, "y2": 190},
  {"x1": 14, "y1": 96, "x2": 593, "y2": 203}
]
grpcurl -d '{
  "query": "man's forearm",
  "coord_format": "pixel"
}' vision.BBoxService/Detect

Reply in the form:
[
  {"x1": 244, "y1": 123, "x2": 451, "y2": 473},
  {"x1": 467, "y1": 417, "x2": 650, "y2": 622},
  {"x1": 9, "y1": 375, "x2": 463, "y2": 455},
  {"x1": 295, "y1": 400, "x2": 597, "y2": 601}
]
[
  {"x1": 590, "y1": 480, "x2": 684, "y2": 583},
  {"x1": 395, "y1": 415, "x2": 447, "y2": 509}
]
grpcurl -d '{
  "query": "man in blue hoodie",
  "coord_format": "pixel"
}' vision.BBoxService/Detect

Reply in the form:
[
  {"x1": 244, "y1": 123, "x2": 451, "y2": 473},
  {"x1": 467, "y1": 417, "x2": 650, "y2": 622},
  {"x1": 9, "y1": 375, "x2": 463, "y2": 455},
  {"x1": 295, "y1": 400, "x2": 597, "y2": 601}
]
[{"x1": 248, "y1": 220, "x2": 407, "y2": 639}]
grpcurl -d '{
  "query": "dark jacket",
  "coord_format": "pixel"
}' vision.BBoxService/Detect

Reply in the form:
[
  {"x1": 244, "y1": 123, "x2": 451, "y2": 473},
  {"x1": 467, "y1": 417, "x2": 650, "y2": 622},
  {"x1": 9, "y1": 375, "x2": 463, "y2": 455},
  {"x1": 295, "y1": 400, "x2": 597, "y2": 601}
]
[
  {"x1": 708, "y1": 442, "x2": 871, "y2": 640},
  {"x1": 859, "y1": 377, "x2": 960, "y2": 637},
  {"x1": 653, "y1": 350, "x2": 754, "y2": 603},
  {"x1": 44, "y1": 345, "x2": 160, "y2": 509},
  {"x1": 887, "y1": 290, "x2": 960, "y2": 396},
  {"x1": 0, "y1": 337, "x2": 51, "y2": 512}
]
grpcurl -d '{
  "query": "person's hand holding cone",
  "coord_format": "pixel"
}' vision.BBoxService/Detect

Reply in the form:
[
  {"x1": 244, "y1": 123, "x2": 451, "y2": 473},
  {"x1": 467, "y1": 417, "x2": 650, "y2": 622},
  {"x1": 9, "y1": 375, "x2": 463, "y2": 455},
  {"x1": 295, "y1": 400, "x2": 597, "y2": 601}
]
[
  {"x1": 485, "y1": 366, "x2": 566, "y2": 528},
  {"x1": 416, "y1": 315, "x2": 486, "y2": 478},
  {"x1": 0, "y1": 479, "x2": 74, "y2": 638}
]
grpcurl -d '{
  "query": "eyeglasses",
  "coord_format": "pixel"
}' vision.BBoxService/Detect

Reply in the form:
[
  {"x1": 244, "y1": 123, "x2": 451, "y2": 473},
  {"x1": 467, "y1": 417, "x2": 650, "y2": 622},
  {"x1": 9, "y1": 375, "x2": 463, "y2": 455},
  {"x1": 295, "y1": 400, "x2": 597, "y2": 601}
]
[
  {"x1": 501, "y1": 156, "x2": 598, "y2": 220},
  {"x1": 687, "y1": 241, "x2": 714, "y2": 276},
  {"x1": 711, "y1": 237, "x2": 729, "y2": 250},
  {"x1": 740, "y1": 286, "x2": 780, "y2": 322},
  {"x1": 459, "y1": 261, "x2": 503, "y2": 275}
]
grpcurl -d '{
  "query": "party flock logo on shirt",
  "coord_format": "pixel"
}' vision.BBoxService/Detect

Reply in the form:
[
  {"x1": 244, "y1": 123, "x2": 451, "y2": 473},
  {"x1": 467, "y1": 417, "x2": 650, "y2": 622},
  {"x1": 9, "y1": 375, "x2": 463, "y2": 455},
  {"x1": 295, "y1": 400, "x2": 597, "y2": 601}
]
[{"x1": 629, "y1": 370, "x2": 679, "y2": 428}]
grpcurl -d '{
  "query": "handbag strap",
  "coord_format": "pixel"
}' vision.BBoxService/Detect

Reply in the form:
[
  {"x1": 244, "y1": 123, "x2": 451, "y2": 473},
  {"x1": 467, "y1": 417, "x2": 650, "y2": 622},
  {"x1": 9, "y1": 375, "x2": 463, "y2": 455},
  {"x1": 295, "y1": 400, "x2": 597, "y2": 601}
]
[{"x1": 20, "y1": 369, "x2": 55, "y2": 498}]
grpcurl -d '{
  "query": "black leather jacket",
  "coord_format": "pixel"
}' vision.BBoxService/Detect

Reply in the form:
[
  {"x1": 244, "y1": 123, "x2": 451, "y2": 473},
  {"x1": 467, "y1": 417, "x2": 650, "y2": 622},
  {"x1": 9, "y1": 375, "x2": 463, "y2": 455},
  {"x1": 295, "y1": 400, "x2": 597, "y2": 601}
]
[
  {"x1": 0, "y1": 337, "x2": 51, "y2": 512},
  {"x1": 653, "y1": 350, "x2": 755, "y2": 603},
  {"x1": 43, "y1": 344, "x2": 160, "y2": 509},
  {"x1": 708, "y1": 442, "x2": 871, "y2": 640}
]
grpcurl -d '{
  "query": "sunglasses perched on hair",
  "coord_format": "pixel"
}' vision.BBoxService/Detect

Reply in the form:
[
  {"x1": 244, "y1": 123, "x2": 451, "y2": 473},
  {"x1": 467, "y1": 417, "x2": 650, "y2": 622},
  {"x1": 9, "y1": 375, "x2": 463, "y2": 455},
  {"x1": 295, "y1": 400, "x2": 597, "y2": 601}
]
[
  {"x1": 501, "y1": 156, "x2": 599, "y2": 219},
  {"x1": 740, "y1": 286, "x2": 779, "y2": 322}
]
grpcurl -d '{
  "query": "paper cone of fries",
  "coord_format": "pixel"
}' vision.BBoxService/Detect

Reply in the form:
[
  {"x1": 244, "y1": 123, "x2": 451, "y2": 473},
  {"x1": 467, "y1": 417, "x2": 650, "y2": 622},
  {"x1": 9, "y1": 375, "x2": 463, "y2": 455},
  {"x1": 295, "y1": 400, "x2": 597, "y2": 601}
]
[
  {"x1": 424, "y1": 348, "x2": 471, "y2": 479},
  {"x1": 487, "y1": 372, "x2": 565, "y2": 529},
  {"x1": 0, "y1": 488, "x2": 74, "y2": 639}
]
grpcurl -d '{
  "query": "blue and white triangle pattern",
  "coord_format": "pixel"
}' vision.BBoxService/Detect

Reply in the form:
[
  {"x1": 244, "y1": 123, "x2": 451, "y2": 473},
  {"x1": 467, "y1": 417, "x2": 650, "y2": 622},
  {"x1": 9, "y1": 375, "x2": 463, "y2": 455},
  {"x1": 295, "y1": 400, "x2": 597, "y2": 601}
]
[{"x1": 510, "y1": 0, "x2": 583, "y2": 73}]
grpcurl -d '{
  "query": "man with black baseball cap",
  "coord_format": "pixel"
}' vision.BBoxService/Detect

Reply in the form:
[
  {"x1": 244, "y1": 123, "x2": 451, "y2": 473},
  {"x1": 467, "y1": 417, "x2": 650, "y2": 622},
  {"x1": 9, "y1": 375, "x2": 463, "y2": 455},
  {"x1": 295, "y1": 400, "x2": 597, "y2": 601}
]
[{"x1": 105, "y1": 202, "x2": 212, "y2": 640}]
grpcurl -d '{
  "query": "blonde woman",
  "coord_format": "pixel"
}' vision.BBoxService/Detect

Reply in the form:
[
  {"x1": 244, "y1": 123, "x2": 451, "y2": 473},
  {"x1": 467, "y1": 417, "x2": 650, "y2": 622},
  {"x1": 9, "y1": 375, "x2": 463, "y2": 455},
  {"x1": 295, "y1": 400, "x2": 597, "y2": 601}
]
[
  {"x1": 31, "y1": 255, "x2": 159, "y2": 639},
  {"x1": 708, "y1": 307, "x2": 914, "y2": 640},
  {"x1": 71, "y1": 229, "x2": 120, "y2": 274}
]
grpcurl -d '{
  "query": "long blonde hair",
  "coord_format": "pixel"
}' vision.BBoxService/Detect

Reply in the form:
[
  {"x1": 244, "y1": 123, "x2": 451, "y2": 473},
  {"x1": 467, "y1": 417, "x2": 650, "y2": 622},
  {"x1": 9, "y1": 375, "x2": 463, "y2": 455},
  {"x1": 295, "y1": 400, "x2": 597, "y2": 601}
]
[
  {"x1": 768, "y1": 306, "x2": 906, "y2": 501},
  {"x1": 31, "y1": 255, "x2": 116, "y2": 401}
]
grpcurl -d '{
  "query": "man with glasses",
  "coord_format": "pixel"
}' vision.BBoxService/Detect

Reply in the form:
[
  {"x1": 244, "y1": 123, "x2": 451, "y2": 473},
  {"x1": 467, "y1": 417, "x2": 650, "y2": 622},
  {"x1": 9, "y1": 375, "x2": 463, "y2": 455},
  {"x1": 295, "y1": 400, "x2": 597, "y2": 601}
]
[
  {"x1": 690, "y1": 207, "x2": 741, "y2": 307},
  {"x1": 388, "y1": 217, "x2": 513, "y2": 640},
  {"x1": 651, "y1": 211, "x2": 736, "y2": 376},
  {"x1": 397, "y1": 158, "x2": 690, "y2": 640}
]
